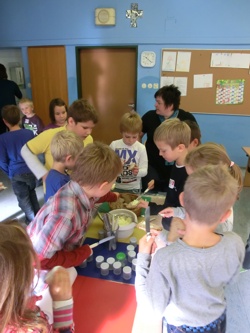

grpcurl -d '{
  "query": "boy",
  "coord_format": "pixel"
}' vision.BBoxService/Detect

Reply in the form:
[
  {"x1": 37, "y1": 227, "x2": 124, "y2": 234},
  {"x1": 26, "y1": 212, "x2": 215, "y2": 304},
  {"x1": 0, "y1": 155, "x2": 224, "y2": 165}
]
[
  {"x1": 110, "y1": 111, "x2": 148, "y2": 193},
  {"x1": 139, "y1": 118, "x2": 190, "y2": 230},
  {"x1": 0, "y1": 105, "x2": 40, "y2": 223},
  {"x1": 141, "y1": 85, "x2": 197, "y2": 190},
  {"x1": 45, "y1": 130, "x2": 83, "y2": 202},
  {"x1": 27, "y1": 142, "x2": 122, "y2": 273},
  {"x1": 135, "y1": 165, "x2": 245, "y2": 333},
  {"x1": 21, "y1": 98, "x2": 98, "y2": 182},
  {"x1": 19, "y1": 97, "x2": 44, "y2": 136}
]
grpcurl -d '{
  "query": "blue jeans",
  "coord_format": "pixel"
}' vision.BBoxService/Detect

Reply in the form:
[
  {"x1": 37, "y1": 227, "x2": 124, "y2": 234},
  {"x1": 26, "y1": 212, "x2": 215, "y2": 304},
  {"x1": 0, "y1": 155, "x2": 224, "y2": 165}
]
[
  {"x1": 164, "y1": 312, "x2": 226, "y2": 333},
  {"x1": 11, "y1": 173, "x2": 40, "y2": 223}
]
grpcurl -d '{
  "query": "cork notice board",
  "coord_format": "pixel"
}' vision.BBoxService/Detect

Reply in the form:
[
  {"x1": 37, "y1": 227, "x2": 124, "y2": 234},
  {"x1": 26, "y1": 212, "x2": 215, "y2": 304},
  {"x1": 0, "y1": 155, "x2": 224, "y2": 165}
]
[{"x1": 161, "y1": 49, "x2": 250, "y2": 116}]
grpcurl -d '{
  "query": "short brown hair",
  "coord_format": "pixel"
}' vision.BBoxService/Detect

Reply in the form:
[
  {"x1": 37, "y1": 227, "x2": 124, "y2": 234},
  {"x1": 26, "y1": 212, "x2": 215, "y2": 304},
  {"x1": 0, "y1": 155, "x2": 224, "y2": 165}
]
[
  {"x1": 1, "y1": 105, "x2": 20, "y2": 126},
  {"x1": 154, "y1": 118, "x2": 191, "y2": 149},
  {"x1": 184, "y1": 120, "x2": 201, "y2": 145},
  {"x1": 119, "y1": 111, "x2": 142, "y2": 134},
  {"x1": 185, "y1": 142, "x2": 243, "y2": 194},
  {"x1": 50, "y1": 130, "x2": 83, "y2": 162},
  {"x1": 183, "y1": 165, "x2": 238, "y2": 225},
  {"x1": 71, "y1": 141, "x2": 122, "y2": 186},
  {"x1": 67, "y1": 99, "x2": 98, "y2": 124}
]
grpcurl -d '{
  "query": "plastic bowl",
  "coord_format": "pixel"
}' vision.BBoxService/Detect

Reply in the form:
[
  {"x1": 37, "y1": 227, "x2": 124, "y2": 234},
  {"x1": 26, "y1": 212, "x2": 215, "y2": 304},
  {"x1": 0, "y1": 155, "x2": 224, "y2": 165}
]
[{"x1": 109, "y1": 209, "x2": 137, "y2": 239}]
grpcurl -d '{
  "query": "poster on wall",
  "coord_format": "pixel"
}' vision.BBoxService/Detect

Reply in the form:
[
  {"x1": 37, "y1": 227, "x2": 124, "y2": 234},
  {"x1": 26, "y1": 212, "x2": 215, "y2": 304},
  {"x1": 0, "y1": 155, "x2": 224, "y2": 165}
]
[{"x1": 215, "y1": 79, "x2": 245, "y2": 105}]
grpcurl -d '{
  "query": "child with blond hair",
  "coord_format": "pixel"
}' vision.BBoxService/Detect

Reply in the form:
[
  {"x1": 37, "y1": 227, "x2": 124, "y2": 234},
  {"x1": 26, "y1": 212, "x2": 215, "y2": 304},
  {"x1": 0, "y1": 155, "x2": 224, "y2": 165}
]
[
  {"x1": 45, "y1": 130, "x2": 83, "y2": 202},
  {"x1": 159, "y1": 142, "x2": 243, "y2": 242},
  {"x1": 0, "y1": 220, "x2": 74, "y2": 332},
  {"x1": 138, "y1": 118, "x2": 190, "y2": 230},
  {"x1": 19, "y1": 97, "x2": 44, "y2": 136},
  {"x1": 110, "y1": 111, "x2": 148, "y2": 193},
  {"x1": 136, "y1": 165, "x2": 245, "y2": 333},
  {"x1": 27, "y1": 142, "x2": 122, "y2": 291}
]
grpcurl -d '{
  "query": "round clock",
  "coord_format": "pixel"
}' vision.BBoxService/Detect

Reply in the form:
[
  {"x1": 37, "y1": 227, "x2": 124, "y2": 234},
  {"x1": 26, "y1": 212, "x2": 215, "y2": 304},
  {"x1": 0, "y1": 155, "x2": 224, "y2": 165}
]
[{"x1": 141, "y1": 51, "x2": 156, "y2": 68}]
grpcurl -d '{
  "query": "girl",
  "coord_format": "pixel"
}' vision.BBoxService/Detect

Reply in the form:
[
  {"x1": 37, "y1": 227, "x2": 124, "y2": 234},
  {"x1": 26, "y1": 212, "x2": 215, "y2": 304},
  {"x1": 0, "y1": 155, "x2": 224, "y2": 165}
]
[
  {"x1": 0, "y1": 221, "x2": 74, "y2": 333},
  {"x1": 44, "y1": 98, "x2": 68, "y2": 130}
]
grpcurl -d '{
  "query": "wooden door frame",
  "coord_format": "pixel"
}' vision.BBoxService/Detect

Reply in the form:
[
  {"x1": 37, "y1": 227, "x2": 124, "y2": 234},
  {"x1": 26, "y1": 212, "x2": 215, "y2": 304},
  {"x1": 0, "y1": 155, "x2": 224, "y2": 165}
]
[{"x1": 75, "y1": 46, "x2": 138, "y2": 109}]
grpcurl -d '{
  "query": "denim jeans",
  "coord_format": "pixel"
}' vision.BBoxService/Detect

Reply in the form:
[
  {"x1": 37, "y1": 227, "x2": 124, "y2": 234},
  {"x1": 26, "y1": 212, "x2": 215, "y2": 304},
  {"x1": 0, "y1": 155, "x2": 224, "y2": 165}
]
[
  {"x1": 11, "y1": 173, "x2": 40, "y2": 223},
  {"x1": 163, "y1": 312, "x2": 226, "y2": 333}
]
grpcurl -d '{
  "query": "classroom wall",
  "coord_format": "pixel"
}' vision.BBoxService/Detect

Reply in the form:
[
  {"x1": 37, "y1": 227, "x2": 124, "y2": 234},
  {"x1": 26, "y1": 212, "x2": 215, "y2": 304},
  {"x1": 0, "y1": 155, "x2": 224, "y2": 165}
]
[{"x1": 1, "y1": 0, "x2": 250, "y2": 166}]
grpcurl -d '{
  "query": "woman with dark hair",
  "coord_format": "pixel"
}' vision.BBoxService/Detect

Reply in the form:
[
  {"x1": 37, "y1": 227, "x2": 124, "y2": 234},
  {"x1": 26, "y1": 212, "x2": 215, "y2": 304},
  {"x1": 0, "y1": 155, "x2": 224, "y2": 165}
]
[{"x1": 0, "y1": 64, "x2": 23, "y2": 134}]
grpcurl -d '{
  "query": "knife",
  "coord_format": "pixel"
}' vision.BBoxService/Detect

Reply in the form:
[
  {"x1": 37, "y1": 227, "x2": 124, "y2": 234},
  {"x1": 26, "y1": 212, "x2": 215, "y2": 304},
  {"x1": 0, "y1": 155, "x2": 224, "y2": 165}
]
[
  {"x1": 145, "y1": 206, "x2": 151, "y2": 240},
  {"x1": 90, "y1": 235, "x2": 115, "y2": 249},
  {"x1": 136, "y1": 187, "x2": 150, "y2": 202}
]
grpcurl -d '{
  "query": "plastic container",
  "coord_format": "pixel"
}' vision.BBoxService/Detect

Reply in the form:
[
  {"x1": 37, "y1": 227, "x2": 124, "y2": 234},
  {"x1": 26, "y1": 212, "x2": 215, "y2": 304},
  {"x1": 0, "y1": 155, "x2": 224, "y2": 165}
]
[
  {"x1": 122, "y1": 266, "x2": 132, "y2": 280},
  {"x1": 100, "y1": 262, "x2": 109, "y2": 276},
  {"x1": 108, "y1": 209, "x2": 137, "y2": 239},
  {"x1": 113, "y1": 261, "x2": 122, "y2": 275},
  {"x1": 95, "y1": 255, "x2": 104, "y2": 268}
]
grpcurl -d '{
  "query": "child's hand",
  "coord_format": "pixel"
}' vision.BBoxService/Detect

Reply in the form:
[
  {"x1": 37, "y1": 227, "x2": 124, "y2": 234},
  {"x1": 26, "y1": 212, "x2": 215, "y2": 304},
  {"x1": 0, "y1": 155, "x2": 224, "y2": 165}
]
[
  {"x1": 113, "y1": 192, "x2": 120, "y2": 200},
  {"x1": 132, "y1": 165, "x2": 139, "y2": 176},
  {"x1": 168, "y1": 217, "x2": 186, "y2": 242},
  {"x1": 139, "y1": 234, "x2": 155, "y2": 254},
  {"x1": 158, "y1": 207, "x2": 174, "y2": 218},
  {"x1": 137, "y1": 199, "x2": 149, "y2": 208},
  {"x1": 45, "y1": 266, "x2": 72, "y2": 302},
  {"x1": 148, "y1": 179, "x2": 155, "y2": 190}
]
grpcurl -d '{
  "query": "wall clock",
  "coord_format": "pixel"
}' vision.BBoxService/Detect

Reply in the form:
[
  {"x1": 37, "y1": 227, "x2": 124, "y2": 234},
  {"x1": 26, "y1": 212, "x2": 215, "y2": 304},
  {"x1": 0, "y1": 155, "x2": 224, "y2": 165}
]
[{"x1": 140, "y1": 51, "x2": 156, "y2": 67}]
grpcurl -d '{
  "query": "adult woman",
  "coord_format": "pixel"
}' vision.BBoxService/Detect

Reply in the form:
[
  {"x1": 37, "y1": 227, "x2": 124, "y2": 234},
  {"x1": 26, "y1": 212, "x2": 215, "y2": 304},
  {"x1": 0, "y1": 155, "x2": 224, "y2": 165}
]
[
  {"x1": 141, "y1": 84, "x2": 197, "y2": 190},
  {"x1": 0, "y1": 64, "x2": 22, "y2": 134}
]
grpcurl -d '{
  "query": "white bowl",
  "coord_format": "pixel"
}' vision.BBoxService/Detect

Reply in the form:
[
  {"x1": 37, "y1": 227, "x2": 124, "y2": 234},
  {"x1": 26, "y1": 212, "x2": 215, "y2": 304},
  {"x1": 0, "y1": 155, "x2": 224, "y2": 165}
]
[{"x1": 109, "y1": 209, "x2": 137, "y2": 239}]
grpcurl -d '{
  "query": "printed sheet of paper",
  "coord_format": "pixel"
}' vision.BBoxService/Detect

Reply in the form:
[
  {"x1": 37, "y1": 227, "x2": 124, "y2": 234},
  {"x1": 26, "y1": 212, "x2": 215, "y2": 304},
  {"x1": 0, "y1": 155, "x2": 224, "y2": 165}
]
[
  {"x1": 160, "y1": 76, "x2": 188, "y2": 96},
  {"x1": 176, "y1": 52, "x2": 191, "y2": 72},
  {"x1": 173, "y1": 77, "x2": 188, "y2": 96},
  {"x1": 211, "y1": 53, "x2": 250, "y2": 69},
  {"x1": 160, "y1": 76, "x2": 174, "y2": 87},
  {"x1": 162, "y1": 51, "x2": 177, "y2": 71},
  {"x1": 216, "y1": 79, "x2": 245, "y2": 105},
  {"x1": 194, "y1": 74, "x2": 213, "y2": 88}
]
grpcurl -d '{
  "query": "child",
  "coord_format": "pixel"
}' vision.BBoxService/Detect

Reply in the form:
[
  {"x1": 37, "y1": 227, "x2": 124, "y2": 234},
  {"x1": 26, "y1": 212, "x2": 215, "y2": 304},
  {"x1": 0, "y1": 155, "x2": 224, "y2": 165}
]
[
  {"x1": 19, "y1": 97, "x2": 44, "y2": 136},
  {"x1": 110, "y1": 111, "x2": 148, "y2": 193},
  {"x1": 0, "y1": 105, "x2": 40, "y2": 223},
  {"x1": 45, "y1": 130, "x2": 83, "y2": 202},
  {"x1": 21, "y1": 98, "x2": 98, "y2": 182},
  {"x1": 44, "y1": 98, "x2": 68, "y2": 130},
  {"x1": 159, "y1": 142, "x2": 243, "y2": 241},
  {"x1": 184, "y1": 119, "x2": 201, "y2": 150},
  {"x1": 27, "y1": 142, "x2": 122, "y2": 291},
  {"x1": 141, "y1": 84, "x2": 197, "y2": 191},
  {"x1": 138, "y1": 118, "x2": 191, "y2": 230},
  {"x1": 135, "y1": 165, "x2": 245, "y2": 333},
  {"x1": 0, "y1": 220, "x2": 74, "y2": 332}
]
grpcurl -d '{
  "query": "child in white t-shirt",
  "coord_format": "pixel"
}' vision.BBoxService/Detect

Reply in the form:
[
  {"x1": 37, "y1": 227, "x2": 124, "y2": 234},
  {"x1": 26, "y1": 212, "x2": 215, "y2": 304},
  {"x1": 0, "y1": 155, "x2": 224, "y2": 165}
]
[{"x1": 110, "y1": 111, "x2": 148, "y2": 193}]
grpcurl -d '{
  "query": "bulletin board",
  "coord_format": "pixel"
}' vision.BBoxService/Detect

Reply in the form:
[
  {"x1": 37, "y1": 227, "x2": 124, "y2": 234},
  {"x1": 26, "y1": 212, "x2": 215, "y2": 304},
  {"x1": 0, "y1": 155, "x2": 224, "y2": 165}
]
[{"x1": 160, "y1": 49, "x2": 250, "y2": 116}]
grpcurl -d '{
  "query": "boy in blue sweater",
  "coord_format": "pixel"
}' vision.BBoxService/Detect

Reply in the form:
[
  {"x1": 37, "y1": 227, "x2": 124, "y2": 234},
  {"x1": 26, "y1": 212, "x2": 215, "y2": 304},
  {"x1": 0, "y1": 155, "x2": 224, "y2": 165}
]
[
  {"x1": 0, "y1": 105, "x2": 40, "y2": 223},
  {"x1": 45, "y1": 130, "x2": 83, "y2": 202}
]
